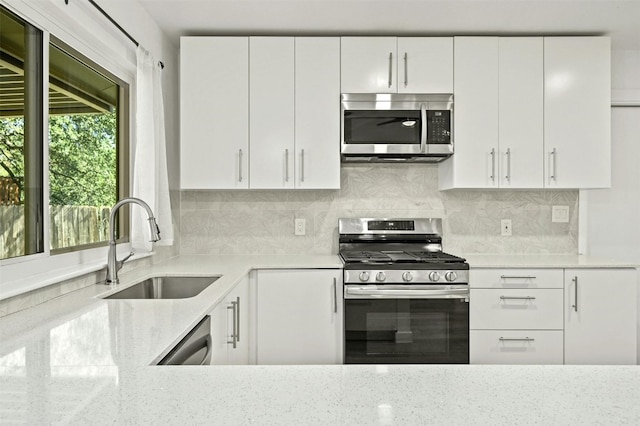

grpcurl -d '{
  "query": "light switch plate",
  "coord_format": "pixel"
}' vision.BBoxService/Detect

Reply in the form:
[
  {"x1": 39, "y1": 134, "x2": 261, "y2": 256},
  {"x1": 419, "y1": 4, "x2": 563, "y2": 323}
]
[{"x1": 552, "y1": 206, "x2": 570, "y2": 223}]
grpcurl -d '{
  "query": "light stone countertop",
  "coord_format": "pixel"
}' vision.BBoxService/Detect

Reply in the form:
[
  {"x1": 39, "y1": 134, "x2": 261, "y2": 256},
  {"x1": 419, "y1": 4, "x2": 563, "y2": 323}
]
[
  {"x1": 464, "y1": 253, "x2": 639, "y2": 268},
  {"x1": 0, "y1": 254, "x2": 638, "y2": 425}
]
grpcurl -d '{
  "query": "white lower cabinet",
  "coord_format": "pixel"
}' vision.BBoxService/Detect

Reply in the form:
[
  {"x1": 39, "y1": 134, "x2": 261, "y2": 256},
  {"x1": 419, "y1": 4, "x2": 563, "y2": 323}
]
[
  {"x1": 210, "y1": 276, "x2": 250, "y2": 365},
  {"x1": 256, "y1": 269, "x2": 343, "y2": 365},
  {"x1": 564, "y1": 269, "x2": 637, "y2": 365},
  {"x1": 470, "y1": 268, "x2": 564, "y2": 364}
]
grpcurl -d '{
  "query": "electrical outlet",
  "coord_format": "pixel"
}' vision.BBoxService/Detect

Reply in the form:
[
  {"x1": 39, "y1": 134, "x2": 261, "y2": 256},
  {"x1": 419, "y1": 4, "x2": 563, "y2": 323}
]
[
  {"x1": 552, "y1": 205, "x2": 570, "y2": 223},
  {"x1": 294, "y1": 218, "x2": 306, "y2": 236},
  {"x1": 501, "y1": 219, "x2": 512, "y2": 236}
]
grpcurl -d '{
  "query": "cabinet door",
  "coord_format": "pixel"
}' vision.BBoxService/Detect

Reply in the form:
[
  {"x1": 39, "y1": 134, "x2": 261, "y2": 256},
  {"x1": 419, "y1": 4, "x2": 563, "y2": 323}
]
[
  {"x1": 256, "y1": 269, "x2": 343, "y2": 365},
  {"x1": 499, "y1": 37, "x2": 544, "y2": 188},
  {"x1": 439, "y1": 37, "x2": 499, "y2": 189},
  {"x1": 397, "y1": 37, "x2": 453, "y2": 94},
  {"x1": 180, "y1": 37, "x2": 249, "y2": 189},
  {"x1": 210, "y1": 294, "x2": 231, "y2": 365},
  {"x1": 544, "y1": 37, "x2": 611, "y2": 189},
  {"x1": 341, "y1": 37, "x2": 397, "y2": 93},
  {"x1": 564, "y1": 269, "x2": 637, "y2": 365},
  {"x1": 294, "y1": 37, "x2": 341, "y2": 189},
  {"x1": 249, "y1": 37, "x2": 295, "y2": 189}
]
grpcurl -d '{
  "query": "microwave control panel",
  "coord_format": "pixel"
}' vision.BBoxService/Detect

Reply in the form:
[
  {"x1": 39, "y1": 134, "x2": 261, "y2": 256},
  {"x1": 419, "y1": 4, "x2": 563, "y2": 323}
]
[{"x1": 427, "y1": 110, "x2": 451, "y2": 143}]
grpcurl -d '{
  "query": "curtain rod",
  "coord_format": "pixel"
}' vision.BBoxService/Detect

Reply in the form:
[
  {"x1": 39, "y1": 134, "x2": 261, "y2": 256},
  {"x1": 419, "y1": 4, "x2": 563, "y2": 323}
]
[{"x1": 64, "y1": 0, "x2": 164, "y2": 69}]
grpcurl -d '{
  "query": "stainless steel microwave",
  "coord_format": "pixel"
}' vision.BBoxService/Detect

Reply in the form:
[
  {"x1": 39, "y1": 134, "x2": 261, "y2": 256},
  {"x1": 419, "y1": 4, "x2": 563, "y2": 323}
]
[{"x1": 341, "y1": 93, "x2": 454, "y2": 162}]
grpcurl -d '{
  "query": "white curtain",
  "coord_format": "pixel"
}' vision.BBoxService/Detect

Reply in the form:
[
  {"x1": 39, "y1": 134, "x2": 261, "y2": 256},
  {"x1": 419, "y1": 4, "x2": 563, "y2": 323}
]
[{"x1": 131, "y1": 46, "x2": 174, "y2": 251}]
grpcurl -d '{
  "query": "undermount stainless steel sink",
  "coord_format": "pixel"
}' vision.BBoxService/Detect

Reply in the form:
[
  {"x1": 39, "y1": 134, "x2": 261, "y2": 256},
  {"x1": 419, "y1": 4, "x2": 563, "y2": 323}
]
[{"x1": 104, "y1": 276, "x2": 219, "y2": 300}]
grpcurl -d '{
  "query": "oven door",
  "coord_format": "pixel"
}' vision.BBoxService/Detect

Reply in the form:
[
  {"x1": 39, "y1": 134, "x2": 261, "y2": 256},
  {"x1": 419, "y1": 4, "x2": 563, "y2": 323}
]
[{"x1": 344, "y1": 285, "x2": 469, "y2": 364}]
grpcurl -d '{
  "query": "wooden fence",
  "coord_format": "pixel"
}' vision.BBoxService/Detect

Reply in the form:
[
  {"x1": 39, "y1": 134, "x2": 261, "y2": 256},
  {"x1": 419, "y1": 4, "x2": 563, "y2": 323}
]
[{"x1": 1, "y1": 205, "x2": 111, "y2": 258}]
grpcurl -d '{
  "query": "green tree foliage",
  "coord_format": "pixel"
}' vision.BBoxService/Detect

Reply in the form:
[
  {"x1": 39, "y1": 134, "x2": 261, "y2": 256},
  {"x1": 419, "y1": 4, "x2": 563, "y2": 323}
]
[{"x1": 0, "y1": 113, "x2": 117, "y2": 207}]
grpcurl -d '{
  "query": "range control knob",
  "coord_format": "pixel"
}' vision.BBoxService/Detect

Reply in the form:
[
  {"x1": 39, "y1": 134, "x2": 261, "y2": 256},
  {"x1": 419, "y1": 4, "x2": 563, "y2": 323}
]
[
  {"x1": 402, "y1": 272, "x2": 414, "y2": 282},
  {"x1": 376, "y1": 272, "x2": 387, "y2": 282},
  {"x1": 445, "y1": 271, "x2": 458, "y2": 282},
  {"x1": 359, "y1": 271, "x2": 370, "y2": 282},
  {"x1": 428, "y1": 271, "x2": 441, "y2": 282}
]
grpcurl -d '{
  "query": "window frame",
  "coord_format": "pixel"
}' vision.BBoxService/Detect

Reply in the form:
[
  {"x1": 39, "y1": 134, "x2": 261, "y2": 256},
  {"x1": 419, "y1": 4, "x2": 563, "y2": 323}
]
[{"x1": 0, "y1": 0, "x2": 136, "y2": 295}]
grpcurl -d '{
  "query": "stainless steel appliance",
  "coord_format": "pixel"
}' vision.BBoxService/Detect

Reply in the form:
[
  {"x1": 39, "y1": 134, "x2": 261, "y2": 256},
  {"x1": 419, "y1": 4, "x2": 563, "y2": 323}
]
[
  {"x1": 341, "y1": 94, "x2": 453, "y2": 162},
  {"x1": 339, "y1": 218, "x2": 469, "y2": 364},
  {"x1": 157, "y1": 316, "x2": 212, "y2": 365}
]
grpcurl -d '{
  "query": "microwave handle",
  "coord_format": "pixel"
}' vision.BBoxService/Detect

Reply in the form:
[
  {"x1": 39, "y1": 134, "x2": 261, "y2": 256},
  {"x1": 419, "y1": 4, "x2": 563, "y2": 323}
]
[{"x1": 420, "y1": 103, "x2": 427, "y2": 153}]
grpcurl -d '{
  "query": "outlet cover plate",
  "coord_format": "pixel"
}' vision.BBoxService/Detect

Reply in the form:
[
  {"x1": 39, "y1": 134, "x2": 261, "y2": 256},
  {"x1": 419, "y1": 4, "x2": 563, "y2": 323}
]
[
  {"x1": 295, "y1": 218, "x2": 306, "y2": 236},
  {"x1": 552, "y1": 206, "x2": 570, "y2": 223},
  {"x1": 501, "y1": 219, "x2": 512, "y2": 236}
]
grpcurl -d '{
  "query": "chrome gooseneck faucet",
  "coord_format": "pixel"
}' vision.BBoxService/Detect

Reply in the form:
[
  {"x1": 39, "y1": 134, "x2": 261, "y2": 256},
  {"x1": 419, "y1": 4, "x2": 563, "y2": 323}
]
[{"x1": 106, "y1": 197, "x2": 161, "y2": 285}]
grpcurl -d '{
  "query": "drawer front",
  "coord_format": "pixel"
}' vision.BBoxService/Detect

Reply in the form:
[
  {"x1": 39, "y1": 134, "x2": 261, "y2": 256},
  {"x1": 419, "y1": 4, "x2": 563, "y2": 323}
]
[
  {"x1": 470, "y1": 330, "x2": 564, "y2": 364},
  {"x1": 470, "y1": 268, "x2": 563, "y2": 289},
  {"x1": 470, "y1": 289, "x2": 563, "y2": 329}
]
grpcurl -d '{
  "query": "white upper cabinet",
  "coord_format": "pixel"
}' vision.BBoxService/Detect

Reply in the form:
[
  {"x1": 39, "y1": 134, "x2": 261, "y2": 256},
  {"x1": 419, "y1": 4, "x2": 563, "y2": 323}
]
[
  {"x1": 544, "y1": 37, "x2": 611, "y2": 189},
  {"x1": 249, "y1": 37, "x2": 295, "y2": 189},
  {"x1": 180, "y1": 36, "x2": 340, "y2": 190},
  {"x1": 397, "y1": 38, "x2": 454, "y2": 93},
  {"x1": 180, "y1": 37, "x2": 249, "y2": 189},
  {"x1": 341, "y1": 37, "x2": 398, "y2": 93},
  {"x1": 439, "y1": 37, "x2": 499, "y2": 189},
  {"x1": 441, "y1": 36, "x2": 609, "y2": 190},
  {"x1": 341, "y1": 37, "x2": 453, "y2": 93},
  {"x1": 294, "y1": 37, "x2": 341, "y2": 189},
  {"x1": 499, "y1": 37, "x2": 544, "y2": 188}
]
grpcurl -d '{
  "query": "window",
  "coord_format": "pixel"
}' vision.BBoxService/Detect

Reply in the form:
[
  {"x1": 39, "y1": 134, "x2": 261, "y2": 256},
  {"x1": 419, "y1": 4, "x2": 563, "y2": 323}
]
[
  {"x1": 48, "y1": 39, "x2": 129, "y2": 253},
  {"x1": 0, "y1": 4, "x2": 129, "y2": 261},
  {"x1": 0, "y1": 6, "x2": 44, "y2": 260}
]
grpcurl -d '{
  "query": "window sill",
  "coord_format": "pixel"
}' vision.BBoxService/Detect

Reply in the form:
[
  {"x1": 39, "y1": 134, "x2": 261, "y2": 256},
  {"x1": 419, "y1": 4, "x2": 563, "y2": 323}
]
[{"x1": 0, "y1": 252, "x2": 153, "y2": 301}]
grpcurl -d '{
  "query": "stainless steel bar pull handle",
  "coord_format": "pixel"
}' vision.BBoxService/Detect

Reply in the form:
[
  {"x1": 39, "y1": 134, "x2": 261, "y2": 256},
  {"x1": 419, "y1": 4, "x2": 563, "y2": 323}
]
[
  {"x1": 403, "y1": 52, "x2": 408, "y2": 87},
  {"x1": 500, "y1": 275, "x2": 536, "y2": 279},
  {"x1": 499, "y1": 337, "x2": 535, "y2": 342},
  {"x1": 333, "y1": 277, "x2": 338, "y2": 313},
  {"x1": 490, "y1": 148, "x2": 496, "y2": 181},
  {"x1": 388, "y1": 52, "x2": 393, "y2": 88},
  {"x1": 235, "y1": 296, "x2": 241, "y2": 342},
  {"x1": 505, "y1": 148, "x2": 511, "y2": 182},
  {"x1": 227, "y1": 300, "x2": 238, "y2": 348},
  {"x1": 285, "y1": 149, "x2": 289, "y2": 182},
  {"x1": 572, "y1": 276, "x2": 578, "y2": 312},
  {"x1": 550, "y1": 148, "x2": 557, "y2": 181},
  {"x1": 420, "y1": 103, "x2": 427, "y2": 154},
  {"x1": 238, "y1": 149, "x2": 243, "y2": 182},
  {"x1": 500, "y1": 296, "x2": 536, "y2": 301},
  {"x1": 300, "y1": 149, "x2": 305, "y2": 183}
]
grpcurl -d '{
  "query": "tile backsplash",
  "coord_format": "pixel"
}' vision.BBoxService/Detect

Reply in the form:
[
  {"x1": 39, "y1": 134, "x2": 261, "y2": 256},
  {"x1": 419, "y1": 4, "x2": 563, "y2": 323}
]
[{"x1": 181, "y1": 164, "x2": 578, "y2": 255}]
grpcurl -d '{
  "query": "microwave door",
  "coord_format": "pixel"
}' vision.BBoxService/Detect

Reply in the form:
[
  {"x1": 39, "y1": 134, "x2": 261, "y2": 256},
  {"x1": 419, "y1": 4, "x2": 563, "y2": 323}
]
[{"x1": 342, "y1": 110, "x2": 423, "y2": 154}]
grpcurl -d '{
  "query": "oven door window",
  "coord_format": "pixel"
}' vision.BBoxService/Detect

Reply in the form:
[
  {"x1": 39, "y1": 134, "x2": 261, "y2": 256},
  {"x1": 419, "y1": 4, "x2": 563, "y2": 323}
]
[
  {"x1": 343, "y1": 110, "x2": 421, "y2": 145},
  {"x1": 344, "y1": 298, "x2": 469, "y2": 364}
]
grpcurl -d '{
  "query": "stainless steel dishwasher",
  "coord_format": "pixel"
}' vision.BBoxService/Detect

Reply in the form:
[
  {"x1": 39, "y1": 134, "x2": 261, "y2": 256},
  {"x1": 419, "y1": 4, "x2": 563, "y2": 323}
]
[{"x1": 157, "y1": 316, "x2": 212, "y2": 365}]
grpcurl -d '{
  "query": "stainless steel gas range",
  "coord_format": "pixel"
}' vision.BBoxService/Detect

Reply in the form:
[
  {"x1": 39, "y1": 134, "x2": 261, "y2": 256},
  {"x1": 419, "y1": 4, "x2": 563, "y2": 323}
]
[{"x1": 339, "y1": 218, "x2": 470, "y2": 364}]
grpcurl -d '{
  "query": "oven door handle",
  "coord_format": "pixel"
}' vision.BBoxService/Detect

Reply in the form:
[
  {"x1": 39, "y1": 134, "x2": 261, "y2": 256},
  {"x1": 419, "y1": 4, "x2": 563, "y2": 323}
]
[{"x1": 345, "y1": 287, "x2": 469, "y2": 300}]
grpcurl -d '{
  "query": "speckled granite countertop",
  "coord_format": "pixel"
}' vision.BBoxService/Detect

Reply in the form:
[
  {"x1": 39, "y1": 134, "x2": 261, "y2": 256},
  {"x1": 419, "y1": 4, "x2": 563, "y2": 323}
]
[{"x1": 0, "y1": 254, "x2": 638, "y2": 425}]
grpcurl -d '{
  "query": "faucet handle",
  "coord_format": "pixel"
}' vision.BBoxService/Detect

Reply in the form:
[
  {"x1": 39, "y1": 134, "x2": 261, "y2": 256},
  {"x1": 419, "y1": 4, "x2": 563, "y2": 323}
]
[{"x1": 119, "y1": 251, "x2": 134, "y2": 266}]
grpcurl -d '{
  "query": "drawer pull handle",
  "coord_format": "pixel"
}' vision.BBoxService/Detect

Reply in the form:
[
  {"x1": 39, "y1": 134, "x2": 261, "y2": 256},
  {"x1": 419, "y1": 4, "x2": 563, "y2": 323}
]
[
  {"x1": 499, "y1": 337, "x2": 535, "y2": 342},
  {"x1": 500, "y1": 275, "x2": 536, "y2": 279},
  {"x1": 500, "y1": 296, "x2": 536, "y2": 301}
]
